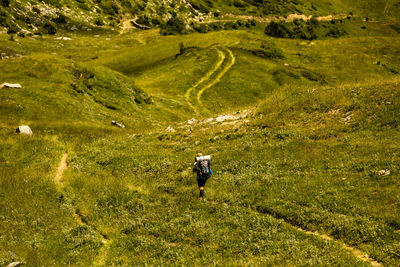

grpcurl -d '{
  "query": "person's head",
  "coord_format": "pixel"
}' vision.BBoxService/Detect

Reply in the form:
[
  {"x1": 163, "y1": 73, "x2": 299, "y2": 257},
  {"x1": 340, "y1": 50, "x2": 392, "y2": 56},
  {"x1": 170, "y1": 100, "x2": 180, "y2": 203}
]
[{"x1": 197, "y1": 153, "x2": 203, "y2": 157}]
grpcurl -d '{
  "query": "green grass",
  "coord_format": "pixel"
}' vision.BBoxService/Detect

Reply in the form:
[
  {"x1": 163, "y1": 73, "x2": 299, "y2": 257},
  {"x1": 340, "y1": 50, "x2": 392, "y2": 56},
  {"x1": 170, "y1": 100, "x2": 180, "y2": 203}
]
[{"x1": 1, "y1": 11, "x2": 400, "y2": 266}]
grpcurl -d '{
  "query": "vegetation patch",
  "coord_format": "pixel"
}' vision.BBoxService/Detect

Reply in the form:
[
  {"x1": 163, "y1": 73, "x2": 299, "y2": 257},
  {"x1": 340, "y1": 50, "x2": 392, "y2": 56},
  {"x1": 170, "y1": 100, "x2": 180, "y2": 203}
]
[{"x1": 265, "y1": 18, "x2": 348, "y2": 40}]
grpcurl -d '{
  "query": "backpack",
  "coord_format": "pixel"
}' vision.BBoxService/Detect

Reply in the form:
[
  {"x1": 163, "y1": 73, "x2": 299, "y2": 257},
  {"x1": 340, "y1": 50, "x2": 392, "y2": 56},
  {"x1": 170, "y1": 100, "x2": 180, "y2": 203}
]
[{"x1": 199, "y1": 160, "x2": 211, "y2": 177}]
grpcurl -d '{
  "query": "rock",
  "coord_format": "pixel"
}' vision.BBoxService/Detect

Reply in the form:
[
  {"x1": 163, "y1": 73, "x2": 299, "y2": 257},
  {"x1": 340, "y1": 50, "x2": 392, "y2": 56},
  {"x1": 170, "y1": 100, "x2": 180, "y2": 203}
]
[
  {"x1": 55, "y1": 37, "x2": 72, "y2": 40},
  {"x1": 111, "y1": 121, "x2": 125, "y2": 128},
  {"x1": 284, "y1": 63, "x2": 290, "y2": 66},
  {"x1": 378, "y1": 169, "x2": 390, "y2": 176},
  {"x1": 215, "y1": 115, "x2": 237, "y2": 122},
  {"x1": 7, "y1": 262, "x2": 24, "y2": 267},
  {"x1": 202, "y1": 118, "x2": 214, "y2": 124},
  {"x1": 16, "y1": 126, "x2": 32, "y2": 135},
  {"x1": 195, "y1": 141, "x2": 200, "y2": 145},
  {"x1": 165, "y1": 126, "x2": 176, "y2": 133},
  {"x1": 187, "y1": 118, "x2": 196, "y2": 125},
  {"x1": 1, "y1": 83, "x2": 22, "y2": 89}
]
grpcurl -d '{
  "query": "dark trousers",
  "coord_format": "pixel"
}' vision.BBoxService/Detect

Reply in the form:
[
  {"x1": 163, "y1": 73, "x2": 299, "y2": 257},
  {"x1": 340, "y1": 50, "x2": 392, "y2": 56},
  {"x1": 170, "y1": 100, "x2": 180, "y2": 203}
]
[{"x1": 197, "y1": 175, "x2": 209, "y2": 187}]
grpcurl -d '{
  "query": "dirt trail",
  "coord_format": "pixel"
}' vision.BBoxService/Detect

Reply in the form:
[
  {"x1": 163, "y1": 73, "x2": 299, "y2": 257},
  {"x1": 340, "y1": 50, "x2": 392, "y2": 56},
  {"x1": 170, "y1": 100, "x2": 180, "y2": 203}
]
[
  {"x1": 197, "y1": 48, "x2": 235, "y2": 113},
  {"x1": 185, "y1": 48, "x2": 226, "y2": 113},
  {"x1": 219, "y1": 13, "x2": 348, "y2": 23},
  {"x1": 293, "y1": 226, "x2": 381, "y2": 266},
  {"x1": 54, "y1": 153, "x2": 68, "y2": 183},
  {"x1": 54, "y1": 153, "x2": 109, "y2": 265},
  {"x1": 203, "y1": 196, "x2": 381, "y2": 266}
]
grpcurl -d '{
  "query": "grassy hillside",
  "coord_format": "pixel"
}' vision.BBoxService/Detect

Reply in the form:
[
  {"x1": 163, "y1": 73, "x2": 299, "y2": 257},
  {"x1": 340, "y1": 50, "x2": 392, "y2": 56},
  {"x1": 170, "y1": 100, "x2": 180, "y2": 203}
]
[
  {"x1": 1, "y1": 0, "x2": 399, "y2": 36},
  {"x1": 1, "y1": 1, "x2": 400, "y2": 266}
]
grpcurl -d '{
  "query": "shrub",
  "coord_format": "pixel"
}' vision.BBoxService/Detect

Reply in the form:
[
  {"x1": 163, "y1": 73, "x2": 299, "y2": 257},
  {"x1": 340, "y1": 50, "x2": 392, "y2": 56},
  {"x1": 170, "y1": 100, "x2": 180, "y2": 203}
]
[
  {"x1": 43, "y1": 22, "x2": 57, "y2": 35},
  {"x1": 32, "y1": 6, "x2": 40, "y2": 13},
  {"x1": 1, "y1": 0, "x2": 9, "y2": 7},
  {"x1": 53, "y1": 12, "x2": 68, "y2": 23},
  {"x1": 160, "y1": 13, "x2": 186, "y2": 35},
  {"x1": 264, "y1": 21, "x2": 291, "y2": 38},
  {"x1": 94, "y1": 18, "x2": 104, "y2": 26},
  {"x1": 265, "y1": 19, "x2": 346, "y2": 40}
]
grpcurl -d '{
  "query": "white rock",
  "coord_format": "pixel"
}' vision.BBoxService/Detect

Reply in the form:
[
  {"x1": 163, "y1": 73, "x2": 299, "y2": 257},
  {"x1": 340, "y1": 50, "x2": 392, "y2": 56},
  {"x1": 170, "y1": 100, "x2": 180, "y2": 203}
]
[
  {"x1": 111, "y1": 121, "x2": 125, "y2": 128},
  {"x1": 187, "y1": 118, "x2": 196, "y2": 124},
  {"x1": 165, "y1": 126, "x2": 176, "y2": 133},
  {"x1": 215, "y1": 115, "x2": 237, "y2": 122},
  {"x1": 7, "y1": 262, "x2": 24, "y2": 267},
  {"x1": 16, "y1": 126, "x2": 32, "y2": 135},
  {"x1": 378, "y1": 169, "x2": 390, "y2": 176},
  {"x1": 1, "y1": 83, "x2": 22, "y2": 89},
  {"x1": 55, "y1": 37, "x2": 72, "y2": 40}
]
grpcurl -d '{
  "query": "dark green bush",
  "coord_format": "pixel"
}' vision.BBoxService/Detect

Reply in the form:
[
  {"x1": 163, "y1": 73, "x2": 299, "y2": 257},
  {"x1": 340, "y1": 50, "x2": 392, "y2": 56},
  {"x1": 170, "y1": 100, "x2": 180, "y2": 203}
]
[
  {"x1": 160, "y1": 13, "x2": 186, "y2": 35},
  {"x1": 264, "y1": 21, "x2": 291, "y2": 38},
  {"x1": 53, "y1": 12, "x2": 68, "y2": 24},
  {"x1": 1, "y1": 0, "x2": 9, "y2": 7},
  {"x1": 43, "y1": 22, "x2": 57, "y2": 35},
  {"x1": 265, "y1": 18, "x2": 346, "y2": 40}
]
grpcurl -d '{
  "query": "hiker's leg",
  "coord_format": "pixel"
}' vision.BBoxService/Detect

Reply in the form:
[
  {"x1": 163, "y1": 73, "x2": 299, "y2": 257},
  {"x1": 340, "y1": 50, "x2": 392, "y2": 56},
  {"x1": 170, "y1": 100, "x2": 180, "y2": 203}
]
[
  {"x1": 197, "y1": 177, "x2": 206, "y2": 199},
  {"x1": 199, "y1": 186, "x2": 204, "y2": 198}
]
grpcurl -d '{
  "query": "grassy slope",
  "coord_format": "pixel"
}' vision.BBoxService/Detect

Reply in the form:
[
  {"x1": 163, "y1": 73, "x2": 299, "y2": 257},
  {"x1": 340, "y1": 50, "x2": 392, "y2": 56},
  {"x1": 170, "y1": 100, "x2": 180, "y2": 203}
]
[{"x1": 0, "y1": 9, "x2": 400, "y2": 267}]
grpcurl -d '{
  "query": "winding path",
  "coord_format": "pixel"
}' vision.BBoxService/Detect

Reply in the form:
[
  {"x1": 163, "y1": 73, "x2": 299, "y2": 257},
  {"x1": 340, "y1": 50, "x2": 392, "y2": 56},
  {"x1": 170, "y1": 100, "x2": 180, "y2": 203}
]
[
  {"x1": 54, "y1": 153, "x2": 110, "y2": 265},
  {"x1": 203, "y1": 197, "x2": 381, "y2": 266},
  {"x1": 185, "y1": 47, "x2": 236, "y2": 114},
  {"x1": 197, "y1": 48, "x2": 235, "y2": 114},
  {"x1": 185, "y1": 48, "x2": 226, "y2": 114}
]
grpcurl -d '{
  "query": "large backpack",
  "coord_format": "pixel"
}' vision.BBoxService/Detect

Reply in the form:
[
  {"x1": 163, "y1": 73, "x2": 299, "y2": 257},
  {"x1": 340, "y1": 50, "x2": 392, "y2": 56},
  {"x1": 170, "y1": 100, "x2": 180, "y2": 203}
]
[{"x1": 199, "y1": 160, "x2": 211, "y2": 177}]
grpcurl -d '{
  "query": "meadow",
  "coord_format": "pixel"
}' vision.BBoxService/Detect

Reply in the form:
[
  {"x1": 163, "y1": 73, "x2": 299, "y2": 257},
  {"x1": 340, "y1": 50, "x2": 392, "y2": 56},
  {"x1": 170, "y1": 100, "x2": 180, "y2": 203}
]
[{"x1": 0, "y1": 11, "x2": 400, "y2": 266}]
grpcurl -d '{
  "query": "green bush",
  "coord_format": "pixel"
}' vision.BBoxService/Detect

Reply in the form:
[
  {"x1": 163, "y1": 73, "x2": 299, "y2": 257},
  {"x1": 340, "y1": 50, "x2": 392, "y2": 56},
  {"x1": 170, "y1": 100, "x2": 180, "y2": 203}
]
[
  {"x1": 1, "y1": 0, "x2": 9, "y2": 7},
  {"x1": 43, "y1": 22, "x2": 57, "y2": 35},
  {"x1": 160, "y1": 13, "x2": 186, "y2": 35},
  {"x1": 265, "y1": 18, "x2": 348, "y2": 40}
]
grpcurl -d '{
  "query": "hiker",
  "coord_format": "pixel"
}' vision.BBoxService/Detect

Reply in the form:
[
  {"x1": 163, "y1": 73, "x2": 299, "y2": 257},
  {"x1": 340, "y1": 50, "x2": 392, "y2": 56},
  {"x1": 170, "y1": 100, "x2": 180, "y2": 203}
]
[{"x1": 193, "y1": 153, "x2": 212, "y2": 200}]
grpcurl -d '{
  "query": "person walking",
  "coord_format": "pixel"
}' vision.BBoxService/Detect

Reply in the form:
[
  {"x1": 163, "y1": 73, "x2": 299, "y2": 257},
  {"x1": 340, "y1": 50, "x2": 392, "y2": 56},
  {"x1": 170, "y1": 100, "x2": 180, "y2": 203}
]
[{"x1": 193, "y1": 153, "x2": 212, "y2": 200}]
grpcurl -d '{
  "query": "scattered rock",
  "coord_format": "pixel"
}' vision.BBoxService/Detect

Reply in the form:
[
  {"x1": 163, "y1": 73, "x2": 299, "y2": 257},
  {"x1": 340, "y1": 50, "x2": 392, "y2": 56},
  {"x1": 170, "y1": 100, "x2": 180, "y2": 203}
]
[
  {"x1": 16, "y1": 126, "x2": 32, "y2": 135},
  {"x1": 215, "y1": 115, "x2": 237, "y2": 122},
  {"x1": 342, "y1": 113, "x2": 353, "y2": 122},
  {"x1": 1, "y1": 83, "x2": 22, "y2": 89},
  {"x1": 7, "y1": 262, "x2": 24, "y2": 267},
  {"x1": 195, "y1": 141, "x2": 200, "y2": 145},
  {"x1": 284, "y1": 63, "x2": 290, "y2": 66},
  {"x1": 111, "y1": 121, "x2": 125, "y2": 128},
  {"x1": 165, "y1": 126, "x2": 176, "y2": 133},
  {"x1": 187, "y1": 118, "x2": 196, "y2": 125},
  {"x1": 378, "y1": 169, "x2": 390, "y2": 176},
  {"x1": 0, "y1": 54, "x2": 23, "y2": 60},
  {"x1": 55, "y1": 37, "x2": 72, "y2": 40},
  {"x1": 202, "y1": 118, "x2": 214, "y2": 124}
]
